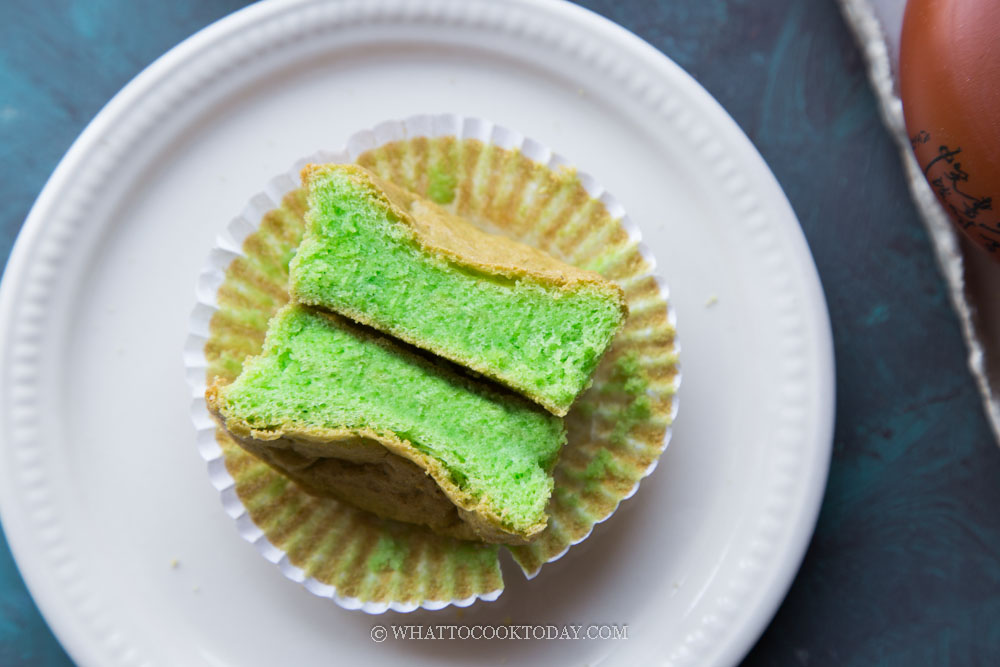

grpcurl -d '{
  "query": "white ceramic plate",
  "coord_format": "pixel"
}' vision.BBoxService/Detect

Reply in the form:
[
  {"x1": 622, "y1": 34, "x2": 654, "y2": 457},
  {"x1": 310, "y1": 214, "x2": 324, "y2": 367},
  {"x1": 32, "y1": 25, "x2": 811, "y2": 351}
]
[{"x1": 0, "y1": 1, "x2": 834, "y2": 666}]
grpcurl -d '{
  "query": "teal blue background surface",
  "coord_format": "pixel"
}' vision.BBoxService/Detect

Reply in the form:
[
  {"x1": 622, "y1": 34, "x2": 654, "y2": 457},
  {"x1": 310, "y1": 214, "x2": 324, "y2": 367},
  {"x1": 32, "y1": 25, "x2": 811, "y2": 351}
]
[{"x1": 2, "y1": 0, "x2": 999, "y2": 665}]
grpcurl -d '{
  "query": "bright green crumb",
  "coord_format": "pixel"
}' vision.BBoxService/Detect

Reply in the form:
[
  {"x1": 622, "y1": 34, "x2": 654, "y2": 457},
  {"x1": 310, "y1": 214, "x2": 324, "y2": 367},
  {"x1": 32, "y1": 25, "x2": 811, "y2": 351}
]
[
  {"x1": 604, "y1": 352, "x2": 653, "y2": 445},
  {"x1": 564, "y1": 448, "x2": 626, "y2": 492},
  {"x1": 367, "y1": 535, "x2": 409, "y2": 573},
  {"x1": 288, "y1": 165, "x2": 625, "y2": 415},
  {"x1": 427, "y1": 165, "x2": 457, "y2": 204},
  {"x1": 216, "y1": 305, "x2": 566, "y2": 534}
]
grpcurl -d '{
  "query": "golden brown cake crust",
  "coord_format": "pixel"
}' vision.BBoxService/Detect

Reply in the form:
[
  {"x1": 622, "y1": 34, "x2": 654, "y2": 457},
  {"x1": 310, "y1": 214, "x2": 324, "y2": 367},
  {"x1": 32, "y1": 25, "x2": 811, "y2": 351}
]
[
  {"x1": 206, "y1": 380, "x2": 545, "y2": 545},
  {"x1": 301, "y1": 163, "x2": 628, "y2": 297}
]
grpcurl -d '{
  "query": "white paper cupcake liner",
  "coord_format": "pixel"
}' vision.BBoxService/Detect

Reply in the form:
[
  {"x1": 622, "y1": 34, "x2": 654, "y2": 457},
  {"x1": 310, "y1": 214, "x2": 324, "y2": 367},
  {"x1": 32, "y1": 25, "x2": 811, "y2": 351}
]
[{"x1": 184, "y1": 114, "x2": 680, "y2": 613}]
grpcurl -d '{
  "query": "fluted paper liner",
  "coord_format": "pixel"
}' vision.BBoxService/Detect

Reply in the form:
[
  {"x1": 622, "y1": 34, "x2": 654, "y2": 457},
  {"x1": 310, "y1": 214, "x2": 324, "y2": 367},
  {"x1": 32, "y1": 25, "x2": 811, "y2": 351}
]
[{"x1": 185, "y1": 115, "x2": 680, "y2": 613}]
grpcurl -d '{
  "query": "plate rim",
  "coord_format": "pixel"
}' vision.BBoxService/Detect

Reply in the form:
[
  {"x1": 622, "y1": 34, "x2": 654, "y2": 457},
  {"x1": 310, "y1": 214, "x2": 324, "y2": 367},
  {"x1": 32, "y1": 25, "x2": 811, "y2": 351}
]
[{"x1": 0, "y1": 1, "x2": 835, "y2": 665}]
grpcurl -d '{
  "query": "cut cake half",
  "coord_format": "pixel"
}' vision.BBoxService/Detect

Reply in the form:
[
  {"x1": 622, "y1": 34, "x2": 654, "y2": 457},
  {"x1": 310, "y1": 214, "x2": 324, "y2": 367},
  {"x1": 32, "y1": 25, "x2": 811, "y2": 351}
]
[
  {"x1": 288, "y1": 163, "x2": 628, "y2": 416},
  {"x1": 207, "y1": 304, "x2": 566, "y2": 544}
]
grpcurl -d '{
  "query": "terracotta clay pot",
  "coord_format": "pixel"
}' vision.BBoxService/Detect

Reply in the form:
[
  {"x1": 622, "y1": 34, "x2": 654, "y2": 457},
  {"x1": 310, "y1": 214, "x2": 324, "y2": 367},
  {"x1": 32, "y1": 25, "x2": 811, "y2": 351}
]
[{"x1": 900, "y1": 0, "x2": 1000, "y2": 257}]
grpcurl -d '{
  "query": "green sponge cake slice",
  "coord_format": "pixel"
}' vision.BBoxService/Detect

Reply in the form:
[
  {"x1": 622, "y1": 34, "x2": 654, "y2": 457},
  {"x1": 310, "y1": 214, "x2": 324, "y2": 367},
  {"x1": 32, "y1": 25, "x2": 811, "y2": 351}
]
[
  {"x1": 289, "y1": 164, "x2": 628, "y2": 416},
  {"x1": 207, "y1": 304, "x2": 566, "y2": 544}
]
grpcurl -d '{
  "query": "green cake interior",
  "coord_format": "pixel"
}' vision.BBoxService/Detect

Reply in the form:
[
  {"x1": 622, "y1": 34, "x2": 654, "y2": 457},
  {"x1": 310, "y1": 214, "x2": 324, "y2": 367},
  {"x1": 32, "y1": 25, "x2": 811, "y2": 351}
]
[
  {"x1": 289, "y1": 168, "x2": 624, "y2": 413},
  {"x1": 216, "y1": 305, "x2": 566, "y2": 534}
]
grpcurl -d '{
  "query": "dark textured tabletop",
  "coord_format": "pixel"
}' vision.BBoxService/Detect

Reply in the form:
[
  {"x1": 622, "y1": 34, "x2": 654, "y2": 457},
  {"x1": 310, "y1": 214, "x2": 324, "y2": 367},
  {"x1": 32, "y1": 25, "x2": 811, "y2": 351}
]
[{"x1": 2, "y1": 1, "x2": 999, "y2": 665}]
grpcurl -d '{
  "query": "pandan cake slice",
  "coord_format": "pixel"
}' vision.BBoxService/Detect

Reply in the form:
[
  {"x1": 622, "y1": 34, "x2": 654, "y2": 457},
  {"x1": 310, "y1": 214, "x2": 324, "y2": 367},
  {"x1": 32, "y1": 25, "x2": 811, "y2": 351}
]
[
  {"x1": 288, "y1": 164, "x2": 628, "y2": 417},
  {"x1": 207, "y1": 304, "x2": 566, "y2": 545}
]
